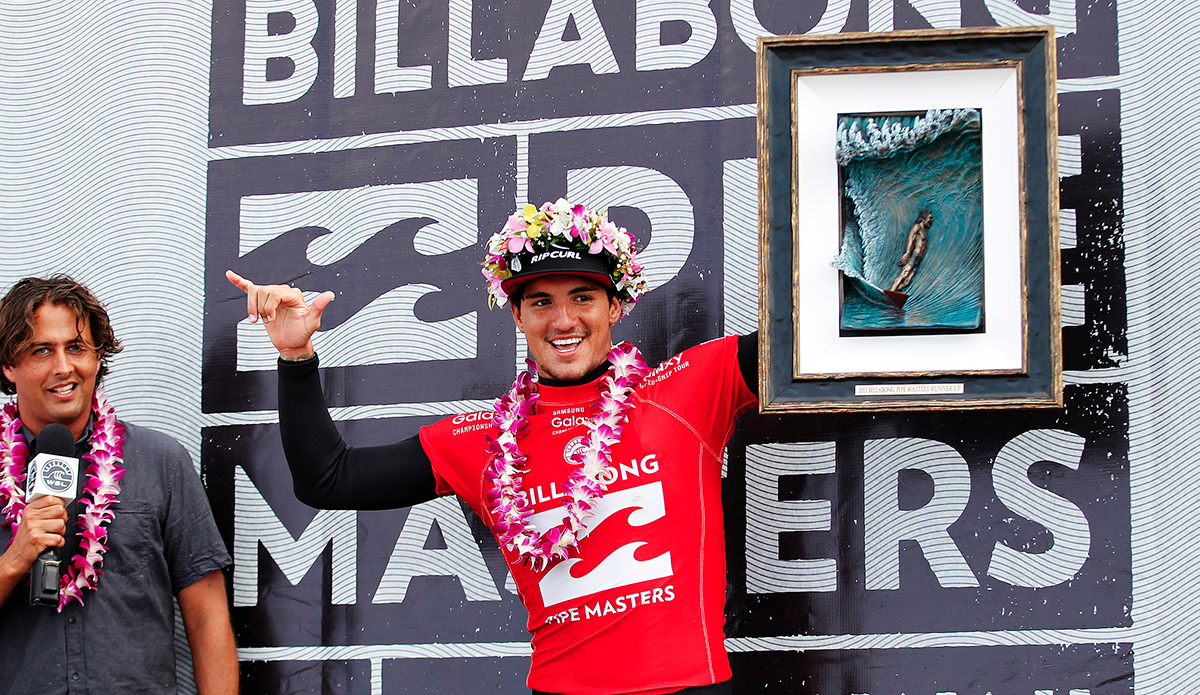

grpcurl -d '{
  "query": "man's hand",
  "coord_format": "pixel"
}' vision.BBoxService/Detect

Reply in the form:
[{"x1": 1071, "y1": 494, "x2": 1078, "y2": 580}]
[
  {"x1": 225, "y1": 270, "x2": 335, "y2": 361},
  {"x1": 0, "y1": 496, "x2": 67, "y2": 603}
]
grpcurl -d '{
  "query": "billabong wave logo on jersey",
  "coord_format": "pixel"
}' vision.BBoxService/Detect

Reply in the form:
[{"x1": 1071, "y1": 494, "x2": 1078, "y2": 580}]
[{"x1": 533, "y1": 481, "x2": 673, "y2": 606}]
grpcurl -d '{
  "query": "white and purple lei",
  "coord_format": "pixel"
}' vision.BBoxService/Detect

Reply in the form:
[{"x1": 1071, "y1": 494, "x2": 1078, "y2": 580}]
[
  {"x1": 0, "y1": 390, "x2": 125, "y2": 611},
  {"x1": 483, "y1": 342, "x2": 648, "y2": 571}
]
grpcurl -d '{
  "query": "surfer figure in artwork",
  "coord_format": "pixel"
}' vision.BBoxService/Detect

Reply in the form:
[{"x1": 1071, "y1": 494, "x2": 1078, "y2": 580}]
[{"x1": 886, "y1": 209, "x2": 933, "y2": 306}]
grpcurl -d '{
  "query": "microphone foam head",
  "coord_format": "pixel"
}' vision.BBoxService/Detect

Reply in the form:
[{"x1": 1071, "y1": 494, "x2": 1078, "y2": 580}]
[{"x1": 36, "y1": 423, "x2": 75, "y2": 457}]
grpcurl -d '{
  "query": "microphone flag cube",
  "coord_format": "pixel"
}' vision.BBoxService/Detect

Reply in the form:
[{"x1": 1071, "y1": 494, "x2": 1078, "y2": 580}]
[{"x1": 25, "y1": 453, "x2": 79, "y2": 503}]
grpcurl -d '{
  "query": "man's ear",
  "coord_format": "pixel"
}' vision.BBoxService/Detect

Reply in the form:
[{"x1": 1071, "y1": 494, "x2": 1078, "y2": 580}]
[
  {"x1": 510, "y1": 301, "x2": 525, "y2": 333},
  {"x1": 1, "y1": 364, "x2": 13, "y2": 384},
  {"x1": 608, "y1": 297, "x2": 622, "y2": 326}
]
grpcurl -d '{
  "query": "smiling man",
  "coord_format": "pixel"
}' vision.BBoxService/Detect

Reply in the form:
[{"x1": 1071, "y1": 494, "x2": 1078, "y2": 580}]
[
  {"x1": 0, "y1": 276, "x2": 237, "y2": 695},
  {"x1": 229, "y1": 199, "x2": 758, "y2": 695},
  {"x1": 511, "y1": 276, "x2": 622, "y2": 381}
]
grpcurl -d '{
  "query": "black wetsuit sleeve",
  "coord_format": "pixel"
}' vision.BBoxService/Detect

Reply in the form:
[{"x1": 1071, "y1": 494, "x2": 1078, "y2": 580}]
[
  {"x1": 738, "y1": 331, "x2": 759, "y2": 397},
  {"x1": 277, "y1": 355, "x2": 439, "y2": 510}
]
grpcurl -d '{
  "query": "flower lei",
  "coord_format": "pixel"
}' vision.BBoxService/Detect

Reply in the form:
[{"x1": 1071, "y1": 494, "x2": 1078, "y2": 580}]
[
  {"x1": 484, "y1": 342, "x2": 649, "y2": 571},
  {"x1": 0, "y1": 390, "x2": 125, "y2": 611},
  {"x1": 481, "y1": 198, "x2": 648, "y2": 315}
]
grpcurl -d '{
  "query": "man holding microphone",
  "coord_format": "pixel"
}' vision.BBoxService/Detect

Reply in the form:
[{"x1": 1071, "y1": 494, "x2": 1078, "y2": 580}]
[{"x1": 0, "y1": 276, "x2": 238, "y2": 694}]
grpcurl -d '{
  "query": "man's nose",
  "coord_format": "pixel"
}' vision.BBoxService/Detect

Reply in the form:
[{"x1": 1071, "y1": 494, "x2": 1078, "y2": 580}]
[
  {"x1": 51, "y1": 348, "x2": 72, "y2": 374},
  {"x1": 550, "y1": 304, "x2": 578, "y2": 329}
]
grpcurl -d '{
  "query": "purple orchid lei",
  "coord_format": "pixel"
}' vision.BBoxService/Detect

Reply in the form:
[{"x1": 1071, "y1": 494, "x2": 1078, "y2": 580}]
[
  {"x1": 483, "y1": 341, "x2": 649, "y2": 571},
  {"x1": 481, "y1": 198, "x2": 648, "y2": 316},
  {"x1": 0, "y1": 390, "x2": 125, "y2": 611}
]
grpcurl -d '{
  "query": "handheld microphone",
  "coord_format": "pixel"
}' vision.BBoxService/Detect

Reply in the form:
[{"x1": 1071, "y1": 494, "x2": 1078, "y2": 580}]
[{"x1": 26, "y1": 423, "x2": 79, "y2": 607}]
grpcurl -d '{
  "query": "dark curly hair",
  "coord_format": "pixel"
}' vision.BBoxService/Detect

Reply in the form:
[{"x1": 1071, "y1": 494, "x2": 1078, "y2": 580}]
[{"x1": 0, "y1": 276, "x2": 123, "y2": 395}]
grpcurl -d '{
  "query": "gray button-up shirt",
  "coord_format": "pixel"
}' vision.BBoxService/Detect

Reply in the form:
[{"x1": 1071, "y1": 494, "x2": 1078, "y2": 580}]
[{"x1": 0, "y1": 422, "x2": 231, "y2": 694}]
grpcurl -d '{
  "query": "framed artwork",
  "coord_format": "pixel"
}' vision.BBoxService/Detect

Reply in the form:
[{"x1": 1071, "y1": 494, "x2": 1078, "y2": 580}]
[{"x1": 757, "y1": 27, "x2": 1062, "y2": 412}]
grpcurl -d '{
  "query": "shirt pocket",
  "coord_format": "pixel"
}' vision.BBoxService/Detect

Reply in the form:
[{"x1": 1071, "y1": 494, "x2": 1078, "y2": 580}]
[{"x1": 95, "y1": 500, "x2": 158, "y2": 577}]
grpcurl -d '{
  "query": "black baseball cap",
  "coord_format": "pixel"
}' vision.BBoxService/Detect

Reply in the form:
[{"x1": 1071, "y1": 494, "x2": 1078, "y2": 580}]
[{"x1": 499, "y1": 241, "x2": 616, "y2": 296}]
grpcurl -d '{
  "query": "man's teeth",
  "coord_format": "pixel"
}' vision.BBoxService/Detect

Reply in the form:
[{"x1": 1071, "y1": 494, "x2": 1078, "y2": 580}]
[
  {"x1": 552, "y1": 338, "x2": 582, "y2": 349},
  {"x1": 51, "y1": 385, "x2": 75, "y2": 394}
]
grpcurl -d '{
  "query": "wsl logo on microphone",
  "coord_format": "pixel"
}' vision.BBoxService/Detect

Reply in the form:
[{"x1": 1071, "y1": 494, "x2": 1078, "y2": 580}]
[{"x1": 40, "y1": 458, "x2": 74, "y2": 494}]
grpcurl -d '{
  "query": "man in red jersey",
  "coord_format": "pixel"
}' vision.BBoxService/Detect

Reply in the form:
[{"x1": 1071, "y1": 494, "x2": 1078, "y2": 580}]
[{"x1": 229, "y1": 199, "x2": 757, "y2": 695}]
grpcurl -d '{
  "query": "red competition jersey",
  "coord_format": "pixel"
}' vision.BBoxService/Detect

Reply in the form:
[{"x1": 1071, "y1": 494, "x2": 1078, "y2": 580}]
[{"x1": 420, "y1": 336, "x2": 757, "y2": 695}]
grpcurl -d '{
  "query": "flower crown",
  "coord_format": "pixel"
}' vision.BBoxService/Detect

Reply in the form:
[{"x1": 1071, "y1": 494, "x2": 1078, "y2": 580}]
[{"x1": 481, "y1": 198, "x2": 647, "y2": 316}]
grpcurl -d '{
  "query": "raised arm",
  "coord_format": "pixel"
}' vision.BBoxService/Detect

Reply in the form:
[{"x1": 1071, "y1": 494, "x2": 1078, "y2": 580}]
[
  {"x1": 277, "y1": 355, "x2": 437, "y2": 509},
  {"x1": 227, "y1": 271, "x2": 437, "y2": 510}
]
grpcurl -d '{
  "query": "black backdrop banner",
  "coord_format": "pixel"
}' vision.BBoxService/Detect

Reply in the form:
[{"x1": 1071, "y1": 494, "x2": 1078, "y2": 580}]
[{"x1": 202, "y1": 1, "x2": 1129, "y2": 692}]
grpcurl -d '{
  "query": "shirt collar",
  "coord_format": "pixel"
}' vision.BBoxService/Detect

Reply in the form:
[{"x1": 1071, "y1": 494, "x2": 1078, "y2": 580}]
[
  {"x1": 536, "y1": 360, "x2": 611, "y2": 388},
  {"x1": 21, "y1": 416, "x2": 95, "y2": 456}
]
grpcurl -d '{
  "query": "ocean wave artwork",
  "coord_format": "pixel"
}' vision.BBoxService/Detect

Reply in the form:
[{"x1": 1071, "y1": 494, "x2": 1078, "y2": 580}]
[{"x1": 830, "y1": 108, "x2": 984, "y2": 333}]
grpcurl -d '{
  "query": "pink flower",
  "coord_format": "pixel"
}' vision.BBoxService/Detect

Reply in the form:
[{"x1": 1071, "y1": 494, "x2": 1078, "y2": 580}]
[
  {"x1": 506, "y1": 235, "x2": 533, "y2": 255},
  {"x1": 57, "y1": 584, "x2": 83, "y2": 609},
  {"x1": 588, "y1": 222, "x2": 620, "y2": 256},
  {"x1": 505, "y1": 213, "x2": 527, "y2": 232}
]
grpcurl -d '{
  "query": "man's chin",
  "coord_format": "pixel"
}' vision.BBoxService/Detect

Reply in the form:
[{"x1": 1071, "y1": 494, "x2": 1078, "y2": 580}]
[
  {"x1": 46, "y1": 402, "x2": 89, "y2": 425},
  {"x1": 538, "y1": 358, "x2": 593, "y2": 382},
  {"x1": 541, "y1": 367, "x2": 582, "y2": 381}
]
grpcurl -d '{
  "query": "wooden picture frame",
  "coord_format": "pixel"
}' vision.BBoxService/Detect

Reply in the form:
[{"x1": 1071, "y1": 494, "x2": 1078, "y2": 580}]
[{"x1": 757, "y1": 27, "x2": 1061, "y2": 412}]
